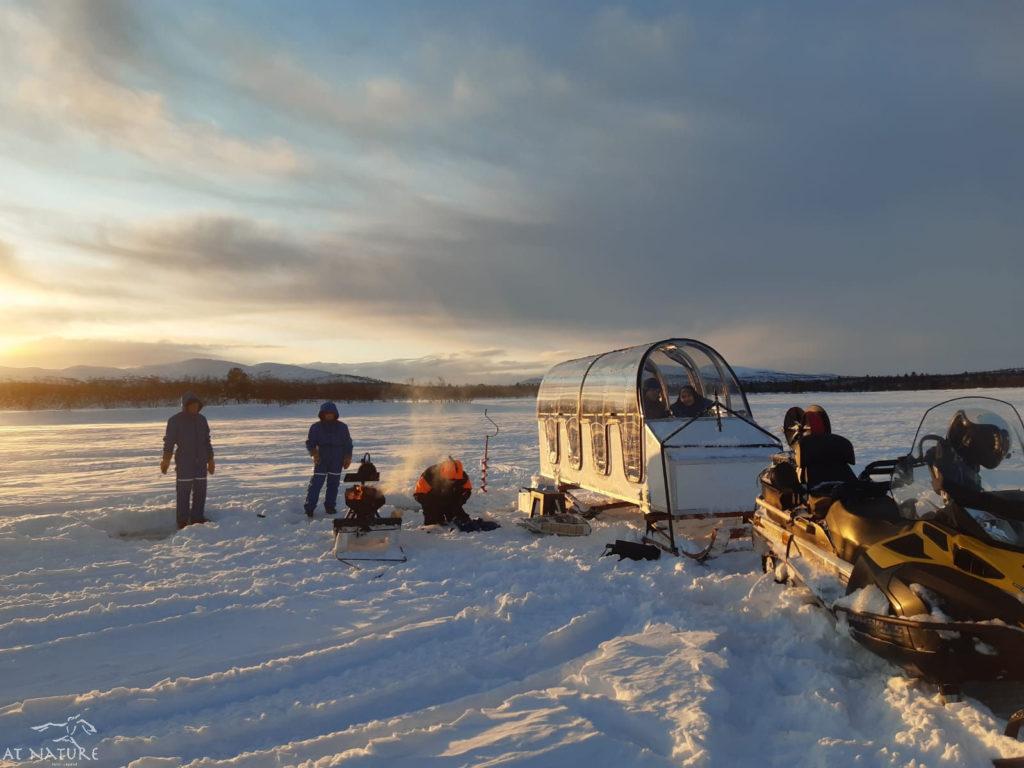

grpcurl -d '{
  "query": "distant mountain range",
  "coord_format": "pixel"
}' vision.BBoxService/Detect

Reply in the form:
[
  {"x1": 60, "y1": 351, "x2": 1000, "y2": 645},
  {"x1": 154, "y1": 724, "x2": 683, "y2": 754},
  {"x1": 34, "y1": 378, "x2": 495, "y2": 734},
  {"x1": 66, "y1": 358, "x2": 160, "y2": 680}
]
[
  {"x1": 0, "y1": 358, "x2": 379, "y2": 384},
  {"x1": 516, "y1": 367, "x2": 836, "y2": 387},
  {"x1": 729, "y1": 366, "x2": 838, "y2": 383},
  {"x1": 0, "y1": 357, "x2": 836, "y2": 387}
]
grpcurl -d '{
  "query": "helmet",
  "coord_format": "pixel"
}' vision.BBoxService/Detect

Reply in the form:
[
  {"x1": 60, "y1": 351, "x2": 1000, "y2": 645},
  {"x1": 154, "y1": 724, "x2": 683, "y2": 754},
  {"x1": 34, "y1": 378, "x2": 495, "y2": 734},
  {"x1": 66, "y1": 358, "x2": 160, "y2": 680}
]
[
  {"x1": 783, "y1": 404, "x2": 832, "y2": 447},
  {"x1": 947, "y1": 409, "x2": 1012, "y2": 469}
]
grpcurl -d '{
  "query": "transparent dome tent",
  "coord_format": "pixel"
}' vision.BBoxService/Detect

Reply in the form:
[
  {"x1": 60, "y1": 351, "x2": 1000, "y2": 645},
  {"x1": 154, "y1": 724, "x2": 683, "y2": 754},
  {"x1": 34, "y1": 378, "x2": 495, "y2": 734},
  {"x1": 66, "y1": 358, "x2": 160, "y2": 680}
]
[{"x1": 535, "y1": 339, "x2": 781, "y2": 556}]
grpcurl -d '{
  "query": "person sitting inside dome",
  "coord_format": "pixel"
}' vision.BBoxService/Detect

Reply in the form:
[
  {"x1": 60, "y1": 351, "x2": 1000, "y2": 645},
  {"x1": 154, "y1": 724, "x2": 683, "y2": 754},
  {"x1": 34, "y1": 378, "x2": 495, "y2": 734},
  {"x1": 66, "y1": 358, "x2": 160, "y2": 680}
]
[
  {"x1": 641, "y1": 378, "x2": 670, "y2": 419},
  {"x1": 671, "y1": 385, "x2": 713, "y2": 419}
]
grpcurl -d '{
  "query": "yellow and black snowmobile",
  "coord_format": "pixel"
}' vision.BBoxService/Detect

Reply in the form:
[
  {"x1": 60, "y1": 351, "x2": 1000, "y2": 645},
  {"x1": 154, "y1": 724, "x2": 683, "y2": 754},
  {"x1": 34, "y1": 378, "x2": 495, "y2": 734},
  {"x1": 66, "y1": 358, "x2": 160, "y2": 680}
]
[{"x1": 753, "y1": 397, "x2": 1024, "y2": 690}]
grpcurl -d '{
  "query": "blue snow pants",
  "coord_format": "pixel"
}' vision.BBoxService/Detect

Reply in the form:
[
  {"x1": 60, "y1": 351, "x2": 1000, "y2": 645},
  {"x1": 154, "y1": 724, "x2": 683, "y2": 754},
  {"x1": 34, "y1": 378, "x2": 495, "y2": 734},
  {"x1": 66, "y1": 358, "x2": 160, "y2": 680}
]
[
  {"x1": 305, "y1": 466, "x2": 341, "y2": 513},
  {"x1": 176, "y1": 476, "x2": 208, "y2": 527}
]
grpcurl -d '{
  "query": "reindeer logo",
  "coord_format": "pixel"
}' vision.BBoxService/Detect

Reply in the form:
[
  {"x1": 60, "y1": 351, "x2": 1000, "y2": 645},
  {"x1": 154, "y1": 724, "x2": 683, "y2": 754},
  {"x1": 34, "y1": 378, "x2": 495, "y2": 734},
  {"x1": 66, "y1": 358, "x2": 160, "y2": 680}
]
[{"x1": 31, "y1": 714, "x2": 97, "y2": 751}]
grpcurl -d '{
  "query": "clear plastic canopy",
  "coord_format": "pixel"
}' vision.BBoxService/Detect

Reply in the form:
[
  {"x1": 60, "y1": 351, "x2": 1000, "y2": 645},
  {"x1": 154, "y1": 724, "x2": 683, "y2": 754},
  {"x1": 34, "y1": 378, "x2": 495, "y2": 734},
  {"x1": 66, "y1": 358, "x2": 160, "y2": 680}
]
[
  {"x1": 891, "y1": 397, "x2": 1024, "y2": 548},
  {"x1": 537, "y1": 339, "x2": 750, "y2": 421}
]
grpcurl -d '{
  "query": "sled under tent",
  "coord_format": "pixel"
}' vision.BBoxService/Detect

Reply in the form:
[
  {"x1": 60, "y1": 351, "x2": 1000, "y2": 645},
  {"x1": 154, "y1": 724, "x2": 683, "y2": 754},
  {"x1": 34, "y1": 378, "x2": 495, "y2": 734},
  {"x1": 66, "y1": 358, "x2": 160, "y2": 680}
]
[{"x1": 534, "y1": 338, "x2": 782, "y2": 557}]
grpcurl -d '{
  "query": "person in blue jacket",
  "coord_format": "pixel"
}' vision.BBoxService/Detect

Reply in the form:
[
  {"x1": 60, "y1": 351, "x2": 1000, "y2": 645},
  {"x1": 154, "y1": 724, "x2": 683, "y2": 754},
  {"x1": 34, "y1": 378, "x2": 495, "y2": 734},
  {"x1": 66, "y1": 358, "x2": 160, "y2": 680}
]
[
  {"x1": 161, "y1": 391, "x2": 215, "y2": 529},
  {"x1": 304, "y1": 402, "x2": 353, "y2": 517}
]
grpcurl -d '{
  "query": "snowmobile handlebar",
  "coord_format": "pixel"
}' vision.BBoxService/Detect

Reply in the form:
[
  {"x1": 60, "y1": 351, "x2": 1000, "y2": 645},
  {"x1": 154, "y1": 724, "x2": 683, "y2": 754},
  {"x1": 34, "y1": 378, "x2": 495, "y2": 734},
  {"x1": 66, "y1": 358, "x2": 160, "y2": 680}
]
[{"x1": 858, "y1": 459, "x2": 901, "y2": 482}]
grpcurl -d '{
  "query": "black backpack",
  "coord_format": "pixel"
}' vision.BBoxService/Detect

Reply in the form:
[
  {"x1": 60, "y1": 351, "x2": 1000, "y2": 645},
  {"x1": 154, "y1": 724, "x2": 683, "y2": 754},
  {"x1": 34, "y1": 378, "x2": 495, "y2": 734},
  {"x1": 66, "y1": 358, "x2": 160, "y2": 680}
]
[{"x1": 601, "y1": 540, "x2": 661, "y2": 561}]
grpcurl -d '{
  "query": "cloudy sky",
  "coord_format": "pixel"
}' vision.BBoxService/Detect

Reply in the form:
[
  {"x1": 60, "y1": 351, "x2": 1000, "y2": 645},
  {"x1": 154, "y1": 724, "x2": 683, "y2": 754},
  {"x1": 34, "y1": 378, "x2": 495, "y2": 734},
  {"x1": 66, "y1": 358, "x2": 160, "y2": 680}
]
[{"x1": 0, "y1": 1, "x2": 1021, "y2": 382}]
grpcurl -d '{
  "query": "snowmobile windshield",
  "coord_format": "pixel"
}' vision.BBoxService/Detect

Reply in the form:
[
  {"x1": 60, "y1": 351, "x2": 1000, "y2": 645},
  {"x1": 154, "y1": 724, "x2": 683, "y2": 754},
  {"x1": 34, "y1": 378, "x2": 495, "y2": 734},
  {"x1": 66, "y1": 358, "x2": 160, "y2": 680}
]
[{"x1": 891, "y1": 397, "x2": 1024, "y2": 549}]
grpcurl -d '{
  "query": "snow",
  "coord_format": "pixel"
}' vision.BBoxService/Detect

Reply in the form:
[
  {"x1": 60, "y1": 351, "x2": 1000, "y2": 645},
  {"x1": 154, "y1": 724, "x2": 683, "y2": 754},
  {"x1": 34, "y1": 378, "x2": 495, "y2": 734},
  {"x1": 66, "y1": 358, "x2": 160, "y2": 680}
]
[
  {"x1": 1, "y1": 390, "x2": 1024, "y2": 765},
  {"x1": 836, "y1": 585, "x2": 892, "y2": 615}
]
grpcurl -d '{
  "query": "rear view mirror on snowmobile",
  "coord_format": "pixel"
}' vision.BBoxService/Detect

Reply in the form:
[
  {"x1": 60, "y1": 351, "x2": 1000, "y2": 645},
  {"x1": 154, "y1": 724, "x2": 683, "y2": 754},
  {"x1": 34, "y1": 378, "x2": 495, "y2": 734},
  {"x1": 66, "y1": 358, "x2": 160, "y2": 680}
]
[{"x1": 916, "y1": 434, "x2": 945, "y2": 460}]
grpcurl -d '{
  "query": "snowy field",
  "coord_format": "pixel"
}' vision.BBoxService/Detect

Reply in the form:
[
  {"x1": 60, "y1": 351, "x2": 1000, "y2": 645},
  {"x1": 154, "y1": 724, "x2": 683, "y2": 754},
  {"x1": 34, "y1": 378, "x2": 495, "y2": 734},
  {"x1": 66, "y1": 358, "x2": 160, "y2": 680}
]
[{"x1": 2, "y1": 390, "x2": 1024, "y2": 767}]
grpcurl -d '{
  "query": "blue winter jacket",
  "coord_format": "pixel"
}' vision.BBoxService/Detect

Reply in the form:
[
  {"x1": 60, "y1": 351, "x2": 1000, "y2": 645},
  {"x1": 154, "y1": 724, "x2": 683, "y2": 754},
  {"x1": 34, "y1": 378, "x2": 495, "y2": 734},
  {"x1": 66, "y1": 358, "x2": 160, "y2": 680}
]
[
  {"x1": 163, "y1": 392, "x2": 214, "y2": 479},
  {"x1": 306, "y1": 402, "x2": 353, "y2": 472}
]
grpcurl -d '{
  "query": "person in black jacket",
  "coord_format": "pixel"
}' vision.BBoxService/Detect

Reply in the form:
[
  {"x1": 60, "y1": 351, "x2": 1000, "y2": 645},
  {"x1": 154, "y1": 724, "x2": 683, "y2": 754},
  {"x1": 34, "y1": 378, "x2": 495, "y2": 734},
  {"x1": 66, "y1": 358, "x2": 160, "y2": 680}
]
[
  {"x1": 671, "y1": 385, "x2": 713, "y2": 418},
  {"x1": 642, "y1": 379, "x2": 670, "y2": 419},
  {"x1": 161, "y1": 391, "x2": 215, "y2": 529},
  {"x1": 414, "y1": 458, "x2": 473, "y2": 525}
]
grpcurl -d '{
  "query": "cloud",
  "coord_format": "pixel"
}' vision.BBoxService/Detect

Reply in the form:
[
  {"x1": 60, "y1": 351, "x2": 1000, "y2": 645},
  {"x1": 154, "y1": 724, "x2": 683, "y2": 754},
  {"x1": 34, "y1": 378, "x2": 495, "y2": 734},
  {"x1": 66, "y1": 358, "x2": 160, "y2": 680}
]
[
  {"x1": 0, "y1": 337, "x2": 220, "y2": 369},
  {"x1": 0, "y1": 241, "x2": 26, "y2": 282},
  {"x1": 67, "y1": 211, "x2": 565, "y2": 327},
  {"x1": 0, "y1": 3, "x2": 303, "y2": 178},
  {"x1": 227, "y1": 51, "x2": 424, "y2": 137},
  {"x1": 310, "y1": 349, "x2": 556, "y2": 385},
  {"x1": 1, "y1": 3, "x2": 1023, "y2": 377}
]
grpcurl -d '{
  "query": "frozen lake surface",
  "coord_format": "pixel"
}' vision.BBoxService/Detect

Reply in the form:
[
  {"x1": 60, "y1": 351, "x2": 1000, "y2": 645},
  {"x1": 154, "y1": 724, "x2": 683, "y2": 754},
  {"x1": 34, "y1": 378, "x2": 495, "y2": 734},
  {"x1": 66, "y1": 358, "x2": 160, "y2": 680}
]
[{"x1": 1, "y1": 389, "x2": 1023, "y2": 766}]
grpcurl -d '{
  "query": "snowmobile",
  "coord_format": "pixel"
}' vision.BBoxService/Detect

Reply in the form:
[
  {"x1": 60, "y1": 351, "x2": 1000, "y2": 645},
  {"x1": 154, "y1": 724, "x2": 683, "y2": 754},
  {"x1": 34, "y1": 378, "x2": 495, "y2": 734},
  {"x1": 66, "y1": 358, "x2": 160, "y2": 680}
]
[
  {"x1": 752, "y1": 397, "x2": 1024, "y2": 691},
  {"x1": 333, "y1": 454, "x2": 406, "y2": 565}
]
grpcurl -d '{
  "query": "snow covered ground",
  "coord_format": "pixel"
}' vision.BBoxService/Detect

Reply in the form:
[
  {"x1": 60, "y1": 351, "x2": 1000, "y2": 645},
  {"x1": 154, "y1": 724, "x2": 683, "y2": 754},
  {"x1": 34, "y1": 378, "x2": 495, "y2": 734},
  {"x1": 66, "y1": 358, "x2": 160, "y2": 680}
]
[{"x1": 1, "y1": 390, "x2": 1024, "y2": 766}]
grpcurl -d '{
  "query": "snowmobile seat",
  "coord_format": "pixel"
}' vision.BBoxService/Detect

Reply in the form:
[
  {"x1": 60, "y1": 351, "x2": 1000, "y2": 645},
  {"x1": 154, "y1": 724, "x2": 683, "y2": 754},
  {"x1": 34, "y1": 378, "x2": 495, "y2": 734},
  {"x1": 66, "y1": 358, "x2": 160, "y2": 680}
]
[
  {"x1": 807, "y1": 492, "x2": 838, "y2": 519},
  {"x1": 825, "y1": 495, "x2": 905, "y2": 563},
  {"x1": 794, "y1": 434, "x2": 857, "y2": 489}
]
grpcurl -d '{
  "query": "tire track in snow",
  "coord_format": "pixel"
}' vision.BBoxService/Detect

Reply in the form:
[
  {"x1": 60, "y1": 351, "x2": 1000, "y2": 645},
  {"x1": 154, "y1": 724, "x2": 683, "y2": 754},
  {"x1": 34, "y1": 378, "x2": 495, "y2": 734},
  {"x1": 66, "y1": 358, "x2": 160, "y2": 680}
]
[{"x1": 5, "y1": 597, "x2": 634, "y2": 765}]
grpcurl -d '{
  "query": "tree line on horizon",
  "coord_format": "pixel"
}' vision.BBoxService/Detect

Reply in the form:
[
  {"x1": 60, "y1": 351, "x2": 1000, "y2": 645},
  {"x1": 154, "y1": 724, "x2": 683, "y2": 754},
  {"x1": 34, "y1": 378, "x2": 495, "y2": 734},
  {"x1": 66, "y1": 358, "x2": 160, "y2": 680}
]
[
  {"x1": 742, "y1": 368, "x2": 1024, "y2": 394},
  {"x1": 1, "y1": 366, "x2": 1023, "y2": 410},
  {"x1": 0, "y1": 367, "x2": 539, "y2": 410}
]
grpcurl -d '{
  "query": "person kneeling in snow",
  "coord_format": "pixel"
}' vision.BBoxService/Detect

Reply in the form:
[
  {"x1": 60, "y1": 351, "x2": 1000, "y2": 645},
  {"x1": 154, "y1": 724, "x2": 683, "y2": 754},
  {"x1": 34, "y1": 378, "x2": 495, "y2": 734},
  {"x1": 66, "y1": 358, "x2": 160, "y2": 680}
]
[
  {"x1": 304, "y1": 402, "x2": 353, "y2": 517},
  {"x1": 161, "y1": 391, "x2": 215, "y2": 529},
  {"x1": 414, "y1": 457, "x2": 499, "y2": 531}
]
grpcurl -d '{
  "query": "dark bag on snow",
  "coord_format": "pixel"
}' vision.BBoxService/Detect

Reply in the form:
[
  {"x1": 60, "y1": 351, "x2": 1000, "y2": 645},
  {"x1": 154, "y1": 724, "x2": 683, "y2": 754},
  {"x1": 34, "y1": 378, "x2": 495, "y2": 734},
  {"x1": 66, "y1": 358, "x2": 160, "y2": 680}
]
[
  {"x1": 601, "y1": 539, "x2": 661, "y2": 561},
  {"x1": 455, "y1": 517, "x2": 501, "y2": 532}
]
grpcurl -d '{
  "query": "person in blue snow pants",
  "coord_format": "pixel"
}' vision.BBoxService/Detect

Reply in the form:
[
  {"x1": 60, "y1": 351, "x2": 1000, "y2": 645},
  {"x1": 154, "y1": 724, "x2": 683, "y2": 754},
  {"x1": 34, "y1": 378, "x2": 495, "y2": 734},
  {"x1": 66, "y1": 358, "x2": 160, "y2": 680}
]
[
  {"x1": 161, "y1": 391, "x2": 215, "y2": 529},
  {"x1": 304, "y1": 401, "x2": 353, "y2": 517}
]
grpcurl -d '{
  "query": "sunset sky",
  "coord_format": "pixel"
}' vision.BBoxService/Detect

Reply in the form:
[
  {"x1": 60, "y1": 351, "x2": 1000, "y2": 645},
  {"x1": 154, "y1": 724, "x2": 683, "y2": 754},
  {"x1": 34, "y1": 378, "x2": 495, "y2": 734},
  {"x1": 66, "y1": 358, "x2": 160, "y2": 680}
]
[{"x1": 0, "y1": 1, "x2": 1021, "y2": 382}]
